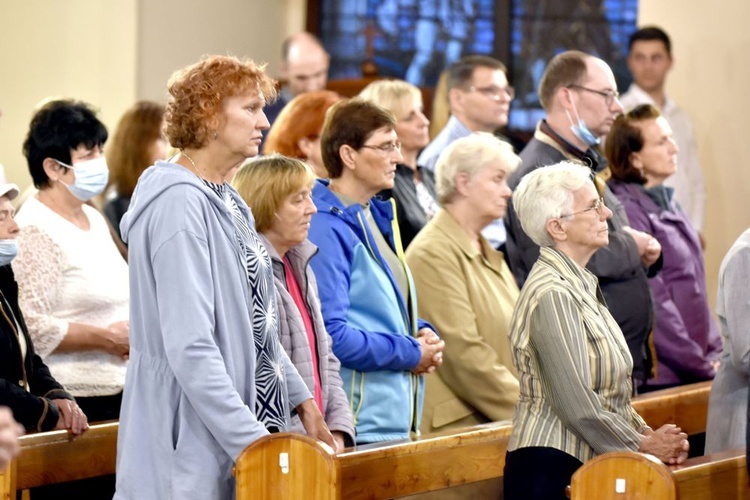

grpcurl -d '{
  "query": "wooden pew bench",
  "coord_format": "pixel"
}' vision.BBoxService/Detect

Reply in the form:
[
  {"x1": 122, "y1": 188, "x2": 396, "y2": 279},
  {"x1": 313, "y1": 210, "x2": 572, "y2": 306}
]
[
  {"x1": 234, "y1": 381, "x2": 712, "y2": 499},
  {"x1": 569, "y1": 447, "x2": 749, "y2": 499},
  {"x1": 0, "y1": 421, "x2": 117, "y2": 498},
  {"x1": 0, "y1": 381, "x2": 712, "y2": 498},
  {"x1": 234, "y1": 421, "x2": 513, "y2": 499}
]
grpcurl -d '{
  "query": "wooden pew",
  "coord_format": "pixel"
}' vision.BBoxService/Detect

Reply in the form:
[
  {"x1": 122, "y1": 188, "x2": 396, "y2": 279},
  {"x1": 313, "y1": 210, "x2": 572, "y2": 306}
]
[
  {"x1": 0, "y1": 381, "x2": 713, "y2": 498},
  {"x1": 234, "y1": 381, "x2": 712, "y2": 499},
  {"x1": 234, "y1": 421, "x2": 513, "y2": 499},
  {"x1": 569, "y1": 448, "x2": 749, "y2": 499},
  {"x1": 631, "y1": 381, "x2": 711, "y2": 435},
  {"x1": 0, "y1": 421, "x2": 117, "y2": 498}
]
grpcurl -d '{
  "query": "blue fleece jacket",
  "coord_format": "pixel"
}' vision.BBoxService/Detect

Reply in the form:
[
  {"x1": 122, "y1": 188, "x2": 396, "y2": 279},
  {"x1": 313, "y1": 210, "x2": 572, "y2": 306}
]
[{"x1": 308, "y1": 179, "x2": 432, "y2": 443}]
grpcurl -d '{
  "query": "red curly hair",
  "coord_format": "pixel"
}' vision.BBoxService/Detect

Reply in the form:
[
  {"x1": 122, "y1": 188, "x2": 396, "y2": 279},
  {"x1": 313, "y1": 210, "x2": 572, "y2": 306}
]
[
  {"x1": 262, "y1": 90, "x2": 340, "y2": 159},
  {"x1": 165, "y1": 55, "x2": 277, "y2": 149}
]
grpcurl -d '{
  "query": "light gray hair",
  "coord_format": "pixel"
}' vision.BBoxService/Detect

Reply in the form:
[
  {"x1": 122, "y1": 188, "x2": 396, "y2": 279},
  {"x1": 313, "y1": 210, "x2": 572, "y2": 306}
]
[
  {"x1": 512, "y1": 161, "x2": 592, "y2": 247},
  {"x1": 435, "y1": 133, "x2": 520, "y2": 205}
]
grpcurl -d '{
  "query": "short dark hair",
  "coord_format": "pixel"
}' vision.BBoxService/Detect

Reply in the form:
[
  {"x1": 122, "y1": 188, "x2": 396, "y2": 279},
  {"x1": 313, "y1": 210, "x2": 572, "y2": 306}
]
[
  {"x1": 23, "y1": 99, "x2": 108, "y2": 189},
  {"x1": 538, "y1": 50, "x2": 589, "y2": 110},
  {"x1": 628, "y1": 26, "x2": 672, "y2": 56},
  {"x1": 605, "y1": 103, "x2": 662, "y2": 185},
  {"x1": 445, "y1": 55, "x2": 507, "y2": 92},
  {"x1": 320, "y1": 99, "x2": 396, "y2": 178}
]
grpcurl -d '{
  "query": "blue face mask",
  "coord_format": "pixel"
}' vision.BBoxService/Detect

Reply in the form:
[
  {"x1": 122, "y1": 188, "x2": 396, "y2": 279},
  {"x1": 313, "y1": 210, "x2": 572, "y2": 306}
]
[
  {"x1": 56, "y1": 156, "x2": 110, "y2": 201},
  {"x1": 0, "y1": 239, "x2": 18, "y2": 267},
  {"x1": 565, "y1": 107, "x2": 601, "y2": 148}
]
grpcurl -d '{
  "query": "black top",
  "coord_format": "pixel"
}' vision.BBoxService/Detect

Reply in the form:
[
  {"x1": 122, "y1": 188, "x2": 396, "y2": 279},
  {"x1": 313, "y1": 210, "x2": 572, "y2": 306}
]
[
  {"x1": 379, "y1": 164, "x2": 438, "y2": 249},
  {"x1": 0, "y1": 264, "x2": 73, "y2": 431},
  {"x1": 104, "y1": 195, "x2": 131, "y2": 242}
]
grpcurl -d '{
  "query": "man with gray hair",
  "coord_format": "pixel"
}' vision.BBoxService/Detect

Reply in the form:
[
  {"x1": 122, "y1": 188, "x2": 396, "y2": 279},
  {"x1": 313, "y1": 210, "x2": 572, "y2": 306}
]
[
  {"x1": 505, "y1": 50, "x2": 662, "y2": 391},
  {"x1": 418, "y1": 55, "x2": 514, "y2": 248}
]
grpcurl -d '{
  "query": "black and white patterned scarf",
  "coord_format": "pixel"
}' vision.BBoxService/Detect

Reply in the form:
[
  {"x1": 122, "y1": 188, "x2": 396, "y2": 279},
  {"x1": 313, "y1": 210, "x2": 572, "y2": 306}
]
[{"x1": 203, "y1": 180, "x2": 287, "y2": 432}]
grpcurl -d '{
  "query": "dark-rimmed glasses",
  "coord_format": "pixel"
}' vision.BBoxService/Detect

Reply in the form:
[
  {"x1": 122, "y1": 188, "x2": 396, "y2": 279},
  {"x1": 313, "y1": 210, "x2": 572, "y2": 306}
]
[{"x1": 567, "y1": 85, "x2": 620, "y2": 107}]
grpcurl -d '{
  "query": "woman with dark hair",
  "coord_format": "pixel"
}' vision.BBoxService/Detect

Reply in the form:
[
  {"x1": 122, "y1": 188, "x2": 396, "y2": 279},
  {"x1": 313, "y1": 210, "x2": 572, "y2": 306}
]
[
  {"x1": 605, "y1": 103, "x2": 721, "y2": 392},
  {"x1": 233, "y1": 155, "x2": 355, "y2": 450},
  {"x1": 104, "y1": 100, "x2": 166, "y2": 239},
  {"x1": 307, "y1": 98, "x2": 444, "y2": 445},
  {"x1": 262, "y1": 90, "x2": 340, "y2": 178},
  {"x1": 115, "y1": 55, "x2": 334, "y2": 499},
  {"x1": 15, "y1": 99, "x2": 129, "y2": 423}
]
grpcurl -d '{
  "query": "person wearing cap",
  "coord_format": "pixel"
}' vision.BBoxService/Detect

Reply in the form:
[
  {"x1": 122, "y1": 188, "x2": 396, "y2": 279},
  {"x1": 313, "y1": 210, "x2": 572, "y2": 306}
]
[{"x1": 0, "y1": 182, "x2": 88, "y2": 435}]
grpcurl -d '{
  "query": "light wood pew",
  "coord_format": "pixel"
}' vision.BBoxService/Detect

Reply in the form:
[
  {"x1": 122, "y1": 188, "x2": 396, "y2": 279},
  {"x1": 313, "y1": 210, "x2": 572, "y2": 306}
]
[
  {"x1": 569, "y1": 448, "x2": 749, "y2": 499},
  {"x1": 631, "y1": 381, "x2": 711, "y2": 435},
  {"x1": 0, "y1": 421, "x2": 117, "y2": 498},
  {"x1": 234, "y1": 422, "x2": 513, "y2": 499},
  {"x1": 235, "y1": 381, "x2": 712, "y2": 499},
  {"x1": 0, "y1": 381, "x2": 713, "y2": 498}
]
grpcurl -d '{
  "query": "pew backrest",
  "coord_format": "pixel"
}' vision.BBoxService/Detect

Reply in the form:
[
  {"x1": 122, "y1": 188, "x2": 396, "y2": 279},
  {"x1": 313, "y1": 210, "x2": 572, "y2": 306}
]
[
  {"x1": 569, "y1": 448, "x2": 749, "y2": 500},
  {"x1": 234, "y1": 422, "x2": 513, "y2": 499}
]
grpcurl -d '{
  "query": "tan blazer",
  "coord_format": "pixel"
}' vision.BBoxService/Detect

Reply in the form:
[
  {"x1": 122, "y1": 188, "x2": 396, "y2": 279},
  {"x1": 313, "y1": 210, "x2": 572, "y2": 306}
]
[{"x1": 406, "y1": 210, "x2": 520, "y2": 434}]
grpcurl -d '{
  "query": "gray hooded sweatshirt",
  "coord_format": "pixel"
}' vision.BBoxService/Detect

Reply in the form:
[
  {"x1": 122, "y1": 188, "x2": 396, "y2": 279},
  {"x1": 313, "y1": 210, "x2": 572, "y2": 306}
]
[{"x1": 114, "y1": 161, "x2": 310, "y2": 499}]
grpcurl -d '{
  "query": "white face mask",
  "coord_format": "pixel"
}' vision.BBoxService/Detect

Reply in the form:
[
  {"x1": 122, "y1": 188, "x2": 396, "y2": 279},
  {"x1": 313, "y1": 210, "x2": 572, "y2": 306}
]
[
  {"x1": 56, "y1": 156, "x2": 110, "y2": 201},
  {"x1": 0, "y1": 239, "x2": 17, "y2": 267}
]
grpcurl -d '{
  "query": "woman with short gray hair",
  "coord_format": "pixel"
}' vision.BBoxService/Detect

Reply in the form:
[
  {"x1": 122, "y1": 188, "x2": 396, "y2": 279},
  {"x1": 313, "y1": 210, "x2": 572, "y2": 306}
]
[
  {"x1": 406, "y1": 133, "x2": 521, "y2": 453},
  {"x1": 504, "y1": 161, "x2": 689, "y2": 500}
]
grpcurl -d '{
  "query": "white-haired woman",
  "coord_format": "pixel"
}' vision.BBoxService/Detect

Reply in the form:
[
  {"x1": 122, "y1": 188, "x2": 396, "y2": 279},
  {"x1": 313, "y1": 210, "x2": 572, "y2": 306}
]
[
  {"x1": 359, "y1": 79, "x2": 437, "y2": 248},
  {"x1": 406, "y1": 133, "x2": 520, "y2": 434},
  {"x1": 504, "y1": 162, "x2": 689, "y2": 500}
]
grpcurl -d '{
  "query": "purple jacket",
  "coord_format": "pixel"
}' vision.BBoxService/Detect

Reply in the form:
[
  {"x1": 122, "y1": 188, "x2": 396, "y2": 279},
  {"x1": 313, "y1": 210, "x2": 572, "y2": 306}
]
[{"x1": 608, "y1": 178, "x2": 722, "y2": 385}]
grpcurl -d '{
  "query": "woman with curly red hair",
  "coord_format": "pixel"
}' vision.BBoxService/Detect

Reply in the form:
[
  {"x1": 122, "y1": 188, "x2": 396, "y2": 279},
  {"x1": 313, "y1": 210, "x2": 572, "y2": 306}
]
[{"x1": 114, "y1": 55, "x2": 334, "y2": 499}]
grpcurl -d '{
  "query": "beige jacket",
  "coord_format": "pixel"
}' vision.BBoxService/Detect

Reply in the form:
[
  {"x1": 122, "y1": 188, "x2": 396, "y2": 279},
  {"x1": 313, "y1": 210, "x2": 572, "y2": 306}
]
[{"x1": 405, "y1": 210, "x2": 520, "y2": 434}]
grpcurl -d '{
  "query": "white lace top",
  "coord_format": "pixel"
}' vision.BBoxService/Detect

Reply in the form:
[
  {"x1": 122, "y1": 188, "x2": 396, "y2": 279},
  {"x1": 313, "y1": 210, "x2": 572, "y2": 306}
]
[{"x1": 13, "y1": 196, "x2": 129, "y2": 397}]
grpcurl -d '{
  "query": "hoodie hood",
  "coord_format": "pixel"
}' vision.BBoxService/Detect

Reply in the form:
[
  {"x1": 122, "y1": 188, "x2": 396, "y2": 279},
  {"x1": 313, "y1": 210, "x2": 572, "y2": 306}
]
[{"x1": 120, "y1": 160, "x2": 242, "y2": 244}]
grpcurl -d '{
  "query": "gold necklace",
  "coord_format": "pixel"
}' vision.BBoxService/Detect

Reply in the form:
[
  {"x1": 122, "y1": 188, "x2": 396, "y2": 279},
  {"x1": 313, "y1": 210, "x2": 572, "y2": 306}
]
[{"x1": 181, "y1": 151, "x2": 202, "y2": 177}]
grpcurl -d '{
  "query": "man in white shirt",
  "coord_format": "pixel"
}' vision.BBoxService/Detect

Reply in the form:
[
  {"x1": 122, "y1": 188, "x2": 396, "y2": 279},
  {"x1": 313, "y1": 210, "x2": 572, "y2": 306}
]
[{"x1": 620, "y1": 26, "x2": 707, "y2": 236}]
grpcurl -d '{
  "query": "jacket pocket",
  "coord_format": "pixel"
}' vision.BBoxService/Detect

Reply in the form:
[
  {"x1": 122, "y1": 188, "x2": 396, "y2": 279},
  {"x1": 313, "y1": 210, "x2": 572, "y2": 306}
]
[{"x1": 432, "y1": 397, "x2": 475, "y2": 429}]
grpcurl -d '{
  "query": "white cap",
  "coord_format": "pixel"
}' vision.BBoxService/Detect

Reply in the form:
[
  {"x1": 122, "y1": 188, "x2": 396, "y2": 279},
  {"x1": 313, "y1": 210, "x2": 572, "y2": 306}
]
[{"x1": 0, "y1": 183, "x2": 19, "y2": 201}]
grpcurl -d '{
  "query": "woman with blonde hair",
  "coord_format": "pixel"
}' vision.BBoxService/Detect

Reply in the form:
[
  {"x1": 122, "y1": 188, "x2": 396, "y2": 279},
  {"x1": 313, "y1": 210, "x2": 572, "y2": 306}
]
[
  {"x1": 262, "y1": 90, "x2": 340, "y2": 178},
  {"x1": 233, "y1": 155, "x2": 355, "y2": 451},
  {"x1": 104, "y1": 100, "x2": 166, "y2": 240},
  {"x1": 359, "y1": 79, "x2": 438, "y2": 248}
]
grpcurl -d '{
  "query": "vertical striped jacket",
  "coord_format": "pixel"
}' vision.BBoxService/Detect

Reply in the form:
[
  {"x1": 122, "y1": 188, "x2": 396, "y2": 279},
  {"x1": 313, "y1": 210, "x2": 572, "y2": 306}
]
[{"x1": 508, "y1": 247, "x2": 646, "y2": 462}]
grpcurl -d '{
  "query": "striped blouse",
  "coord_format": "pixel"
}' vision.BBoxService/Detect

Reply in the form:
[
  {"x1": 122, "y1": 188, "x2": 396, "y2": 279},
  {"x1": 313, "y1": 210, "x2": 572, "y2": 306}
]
[{"x1": 508, "y1": 247, "x2": 646, "y2": 462}]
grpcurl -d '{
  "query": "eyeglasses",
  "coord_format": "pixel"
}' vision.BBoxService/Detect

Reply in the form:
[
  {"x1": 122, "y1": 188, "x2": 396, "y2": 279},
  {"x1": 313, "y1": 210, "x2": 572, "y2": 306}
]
[
  {"x1": 360, "y1": 141, "x2": 402, "y2": 154},
  {"x1": 468, "y1": 85, "x2": 515, "y2": 101},
  {"x1": 567, "y1": 85, "x2": 620, "y2": 107},
  {"x1": 560, "y1": 197, "x2": 606, "y2": 218}
]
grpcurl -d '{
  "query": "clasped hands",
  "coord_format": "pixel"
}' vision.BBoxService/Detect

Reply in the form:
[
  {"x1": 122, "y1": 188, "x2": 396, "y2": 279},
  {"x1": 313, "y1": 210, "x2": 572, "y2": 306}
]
[
  {"x1": 412, "y1": 328, "x2": 445, "y2": 375},
  {"x1": 639, "y1": 424, "x2": 690, "y2": 465}
]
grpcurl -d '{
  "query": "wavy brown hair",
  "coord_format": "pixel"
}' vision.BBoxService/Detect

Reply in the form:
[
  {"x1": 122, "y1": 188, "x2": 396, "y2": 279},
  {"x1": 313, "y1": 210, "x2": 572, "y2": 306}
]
[{"x1": 106, "y1": 101, "x2": 165, "y2": 197}]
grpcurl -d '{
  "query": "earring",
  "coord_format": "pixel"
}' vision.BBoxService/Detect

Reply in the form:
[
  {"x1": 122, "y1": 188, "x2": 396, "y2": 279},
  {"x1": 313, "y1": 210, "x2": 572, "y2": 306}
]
[{"x1": 213, "y1": 132, "x2": 218, "y2": 140}]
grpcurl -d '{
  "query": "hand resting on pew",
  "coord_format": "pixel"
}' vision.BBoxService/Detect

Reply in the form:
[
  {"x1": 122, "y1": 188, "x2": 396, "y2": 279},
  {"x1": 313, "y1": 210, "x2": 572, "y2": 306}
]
[
  {"x1": 296, "y1": 399, "x2": 338, "y2": 453},
  {"x1": 51, "y1": 398, "x2": 88, "y2": 437},
  {"x1": 639, "y1": 424, "x2": 689, "y2": 465},
  {"x1": 0, "y1": 407, "x2": 23, "y2": 471}
]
